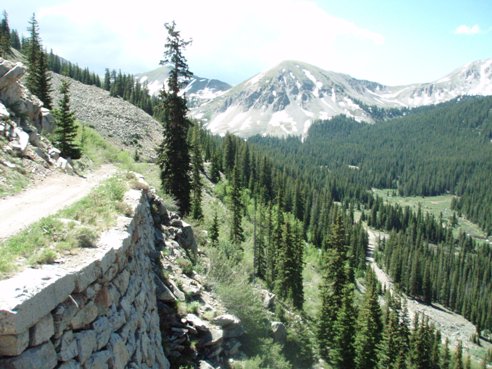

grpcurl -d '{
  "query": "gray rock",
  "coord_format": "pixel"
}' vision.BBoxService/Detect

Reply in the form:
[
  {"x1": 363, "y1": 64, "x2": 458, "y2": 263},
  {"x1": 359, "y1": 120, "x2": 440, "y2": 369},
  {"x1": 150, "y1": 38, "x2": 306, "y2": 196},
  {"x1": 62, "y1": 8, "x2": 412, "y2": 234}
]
[
  {"x1": 0, "y1": 341, "x2": 57, "y2": 369},
  {"x1": 199, "y1": 360, "x2": 216, "y2": 369},
  {"x1": 201, "y1": 328, "x2": 223, "y2": 347},
  {"x1": 112, "y1": 269, "x2": 130, "y2": 296},
  {"x1": 175, "y1": 221, "x2": 197, "y2": 255},
  {"x1": 29, "y1": 313, "x2": 54, "y2": 346},
  {"x1": 53, "y1": 297, "x2": 79, "y2": 338},
  {"x1": 185, "y1": 313, "x2": 209, "y2": 332},
  {"x1": 12, "y1": 128, "x2": 29, "y2": 153},
  {"x1": 71, "y1": 301, "x2": 98, "y2": 329},
  {"x1": 92, "y1": 316, "x2": 112, "y2": 350},
  {"x1": 75, "y1": 330, "x2": 97, "y2": 364},
  {"x1": 212, "y1": 314, "x2": 240, "y2": 328},
  {"x1": 155, "y1": 277, "x2": 177, "y2": 303},
  {"x1": 57, "y1": 330, "x2": 78, "y2": 362},
  {"x1": 83, "y1": 350, "x2": 111, "y2": 369},
  {"x1": 109, "y1": 333, "x2": 130, "y2": 369},
  {"x1": 57, "y1": 360, "x2": 82, "y2": 369},
  {"x1": 271, "y1": 321, "x2": 286, "y2": 344},
  {"x1": 0, "y1": 330, "x2": 29, "y2": 356}
]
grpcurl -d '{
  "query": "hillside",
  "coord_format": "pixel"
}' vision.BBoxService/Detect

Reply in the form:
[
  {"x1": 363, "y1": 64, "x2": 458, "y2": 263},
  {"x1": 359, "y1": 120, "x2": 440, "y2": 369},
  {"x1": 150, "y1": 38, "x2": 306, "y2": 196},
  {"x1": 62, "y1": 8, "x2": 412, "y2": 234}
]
[{"x1": 50, "y1": 73, "x2": 162, "y2": 161}]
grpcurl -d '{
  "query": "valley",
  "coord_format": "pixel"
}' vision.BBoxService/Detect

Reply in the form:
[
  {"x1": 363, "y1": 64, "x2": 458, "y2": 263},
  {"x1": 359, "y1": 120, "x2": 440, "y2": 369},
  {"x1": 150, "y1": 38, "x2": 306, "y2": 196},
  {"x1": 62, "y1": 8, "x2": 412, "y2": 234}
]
[{"x1": 1, "y1": 9, "x2": 492, "y2": 369}]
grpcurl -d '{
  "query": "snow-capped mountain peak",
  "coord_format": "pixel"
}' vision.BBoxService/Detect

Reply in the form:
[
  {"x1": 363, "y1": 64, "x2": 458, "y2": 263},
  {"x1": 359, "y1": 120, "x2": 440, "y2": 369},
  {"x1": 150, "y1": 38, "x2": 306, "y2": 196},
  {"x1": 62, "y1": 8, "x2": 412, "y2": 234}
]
[{"x1": 190, "y1": 58, "x2": 492, "y2": 138}]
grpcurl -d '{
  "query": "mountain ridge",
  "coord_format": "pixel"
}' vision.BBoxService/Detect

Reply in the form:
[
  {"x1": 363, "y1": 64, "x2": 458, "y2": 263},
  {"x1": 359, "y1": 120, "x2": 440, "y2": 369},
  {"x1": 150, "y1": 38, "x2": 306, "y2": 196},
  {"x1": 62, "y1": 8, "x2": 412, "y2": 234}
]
[{"x1": 190, "y1": 58, "x2": 492, "y2": 138}]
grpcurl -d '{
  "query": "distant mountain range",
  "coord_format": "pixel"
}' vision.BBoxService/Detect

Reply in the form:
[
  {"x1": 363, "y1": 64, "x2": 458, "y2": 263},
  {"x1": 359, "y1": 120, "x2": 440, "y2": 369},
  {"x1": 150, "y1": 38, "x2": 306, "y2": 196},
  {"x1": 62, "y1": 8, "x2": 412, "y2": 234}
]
[
  {"x1": 189, "y1": 59, "x2": 492, "y2": 137},
  {"x1": 135, "y1": 66, "x2": 231, "y2": 108},
  {"x1": 137, "y1": 59, "x2": 492, "y2": 138}
]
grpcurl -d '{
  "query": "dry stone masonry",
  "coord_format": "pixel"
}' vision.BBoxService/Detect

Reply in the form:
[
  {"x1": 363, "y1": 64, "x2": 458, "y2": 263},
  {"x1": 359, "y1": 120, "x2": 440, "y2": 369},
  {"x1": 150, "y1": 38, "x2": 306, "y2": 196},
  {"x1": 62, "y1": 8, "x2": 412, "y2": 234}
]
[
  {"x1": 0, "y1": 178, "x2": 246, "y2": 369},
  {"x1": 0, "y1": 189, "x2": 169, "y2": 369}
]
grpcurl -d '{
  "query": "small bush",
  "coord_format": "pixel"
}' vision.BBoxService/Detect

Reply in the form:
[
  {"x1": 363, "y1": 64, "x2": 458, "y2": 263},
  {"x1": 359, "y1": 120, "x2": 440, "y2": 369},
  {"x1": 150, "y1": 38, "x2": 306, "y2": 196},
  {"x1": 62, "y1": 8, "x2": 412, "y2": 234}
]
[
  {"x1": 176, "y1": 257, "x2": 193, "y2": 276},
  {"x1": 75, "y1": 227, "x2": 97, "y2": 248}
]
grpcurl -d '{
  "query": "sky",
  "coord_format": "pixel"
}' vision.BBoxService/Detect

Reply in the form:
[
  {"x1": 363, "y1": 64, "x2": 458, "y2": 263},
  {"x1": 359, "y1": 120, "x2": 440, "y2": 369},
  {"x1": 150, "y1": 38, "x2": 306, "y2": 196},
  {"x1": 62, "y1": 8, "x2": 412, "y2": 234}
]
[{"x1": 3, "y1": 0, "x2": 492, "y2": 86}]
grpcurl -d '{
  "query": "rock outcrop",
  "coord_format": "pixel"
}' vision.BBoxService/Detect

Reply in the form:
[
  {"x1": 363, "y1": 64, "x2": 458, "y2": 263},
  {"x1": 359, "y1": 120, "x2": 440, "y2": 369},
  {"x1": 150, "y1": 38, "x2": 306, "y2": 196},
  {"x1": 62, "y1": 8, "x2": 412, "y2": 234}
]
[
  {"x1": 149, "y1": 190, "x2": 245, "y2": 368},
  {"x1": 0, "y1": 58, "x2": 51, "y2": 133}
]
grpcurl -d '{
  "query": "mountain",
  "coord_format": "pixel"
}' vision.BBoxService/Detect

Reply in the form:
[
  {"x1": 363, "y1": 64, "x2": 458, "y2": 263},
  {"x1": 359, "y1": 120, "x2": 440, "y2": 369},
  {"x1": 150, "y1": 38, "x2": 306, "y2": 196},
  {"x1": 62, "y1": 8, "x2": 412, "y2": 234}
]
[
  {"x1": 191, "y1": 59, "x2": 492, "y2": 138},
  {"x1": 135, "y1": 65, "x2": 231, "y2": 108}
]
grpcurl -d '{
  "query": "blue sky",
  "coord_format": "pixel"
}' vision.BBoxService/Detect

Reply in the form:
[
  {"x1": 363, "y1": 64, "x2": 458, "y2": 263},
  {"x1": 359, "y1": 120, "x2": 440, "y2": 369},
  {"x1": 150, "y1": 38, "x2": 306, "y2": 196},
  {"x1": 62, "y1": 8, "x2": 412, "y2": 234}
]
[{"x1": 3, "y1": 0, "x2": 491, "y2": 86}]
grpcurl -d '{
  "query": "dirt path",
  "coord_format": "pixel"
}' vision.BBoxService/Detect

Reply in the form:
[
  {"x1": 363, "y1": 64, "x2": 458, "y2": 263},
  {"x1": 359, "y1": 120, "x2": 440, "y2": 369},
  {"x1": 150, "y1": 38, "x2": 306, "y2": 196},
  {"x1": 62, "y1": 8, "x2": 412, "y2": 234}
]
[
  {"x1": 366, "y1": 228, "x2": 490, "y2": 356},
  {"x1": 0, "y1": 165, "x2": 117, "y2": 241}
]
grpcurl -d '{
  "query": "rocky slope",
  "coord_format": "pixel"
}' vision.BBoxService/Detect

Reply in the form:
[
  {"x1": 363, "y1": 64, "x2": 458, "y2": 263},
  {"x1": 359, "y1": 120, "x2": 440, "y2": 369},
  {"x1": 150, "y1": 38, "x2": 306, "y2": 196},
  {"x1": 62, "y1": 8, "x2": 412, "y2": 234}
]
[
  {"x1": 50, "y1": 73, "x2": 163, "y2": 161},
  {"x1": 0, "y1": 58, "x2": 73, "y2": 195},
  {"x1": 136, "y1": 65, "x2": 231, "y2": 108},
  {"x1": 192, "y1": 59, "x2": 492, "y2": 138}
]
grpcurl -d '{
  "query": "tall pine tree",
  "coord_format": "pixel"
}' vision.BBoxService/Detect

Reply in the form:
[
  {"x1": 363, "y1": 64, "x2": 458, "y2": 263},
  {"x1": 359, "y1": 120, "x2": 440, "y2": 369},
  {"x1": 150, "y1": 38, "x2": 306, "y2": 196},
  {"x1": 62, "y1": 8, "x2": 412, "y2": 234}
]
[
  {"x1": 25, "y1": 13, "x2": 52, "y2": 109},
  {"x1": 156, "y1": 21, "x2": 192, "y2": 215}
]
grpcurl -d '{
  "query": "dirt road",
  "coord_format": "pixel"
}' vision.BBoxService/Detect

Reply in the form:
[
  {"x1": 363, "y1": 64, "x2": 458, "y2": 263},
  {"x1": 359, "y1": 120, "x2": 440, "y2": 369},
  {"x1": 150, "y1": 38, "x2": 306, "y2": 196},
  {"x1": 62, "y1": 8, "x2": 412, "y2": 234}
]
[
  {"x1": 366, "y1": 228, "x2": 490, "y2": 356},
  {"x1": 0, "y1": 165, "x2": 117, "y2": 241}
]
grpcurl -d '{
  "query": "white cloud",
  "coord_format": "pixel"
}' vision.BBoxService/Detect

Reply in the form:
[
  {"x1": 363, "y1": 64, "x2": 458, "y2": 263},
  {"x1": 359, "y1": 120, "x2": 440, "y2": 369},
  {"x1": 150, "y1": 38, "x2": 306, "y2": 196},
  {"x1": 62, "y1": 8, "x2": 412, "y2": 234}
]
[
  {"x1": 26, "y1": 0, "x2": 385, "y2": 84},
  {"x1": 454, "y1": 24, "x2": 481, "y2": 35}
]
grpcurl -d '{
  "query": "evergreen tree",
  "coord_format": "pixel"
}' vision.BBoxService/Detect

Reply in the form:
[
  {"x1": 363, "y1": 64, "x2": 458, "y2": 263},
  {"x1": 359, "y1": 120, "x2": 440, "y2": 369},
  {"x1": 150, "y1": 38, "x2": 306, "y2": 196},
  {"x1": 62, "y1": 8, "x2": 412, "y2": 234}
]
[
  {"x1": 0, "y1": 11, "x2": 11, "y2": 57},
  {"x1": 453, "y1": 341, "x2": 464, "y2": 369},
  {"x1": 318, "y1": 213, "x2": 350, "y2": 359},
  {"x1": 53, "y1": 80, "x2": 81, "y2": 159},
  {"x1": 229, "y1": 164, "x2": 245, "y2": 245},
  {"x1": 355, "y1": 270, "x2": 383, "y2": 369},
  {"x1": 10, "y1": 29, "x2": 21, "y2": 50},
  {"x1": 330, "y1": 282, "x2": 357, "y2": 369},
  {"x1": 25, "y1": 14, "x2": 52, "y2": 109},
  {"x1": 190, "y1": 125, "x2": 204, "y2": 220},
  {"x1": 441, "y1": 338, "x2": 451, "y2": 369},
  {"x1": 156, "y1": 21, "x2": 192, "y2": 215},
  {"x1": 209, "y1": 152, "x2": 221, "y2": 183},
  {"x1": 103, "y1": 68, "x2": 111, "y2": 91},
  {"x1": 209, "y1": 211, "x2": 219, "y2": 247}
]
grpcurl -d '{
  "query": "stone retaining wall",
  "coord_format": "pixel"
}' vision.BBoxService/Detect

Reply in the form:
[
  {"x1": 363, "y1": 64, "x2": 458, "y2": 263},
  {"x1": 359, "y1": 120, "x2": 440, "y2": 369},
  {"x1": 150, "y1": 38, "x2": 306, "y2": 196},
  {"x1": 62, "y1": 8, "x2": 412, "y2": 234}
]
[{"x1": 0, "y1": 189, "x2": 169, "y2": 369}]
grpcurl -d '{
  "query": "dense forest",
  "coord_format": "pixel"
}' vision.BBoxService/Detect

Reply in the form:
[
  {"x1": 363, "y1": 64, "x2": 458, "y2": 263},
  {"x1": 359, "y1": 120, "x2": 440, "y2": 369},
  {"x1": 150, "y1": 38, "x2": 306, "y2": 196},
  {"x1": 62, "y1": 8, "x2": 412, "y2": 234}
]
[{"x1": 245, "y1": 97, "x2": 492, "y2": 334}]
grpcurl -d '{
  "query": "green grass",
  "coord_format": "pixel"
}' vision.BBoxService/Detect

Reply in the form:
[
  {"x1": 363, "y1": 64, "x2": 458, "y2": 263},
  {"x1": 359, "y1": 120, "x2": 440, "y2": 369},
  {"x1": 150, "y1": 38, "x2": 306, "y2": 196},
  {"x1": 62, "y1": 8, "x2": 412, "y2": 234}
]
[
  {"x1": 372, "y1": 188, "x2": 487, "y2": 240},
  {"x1": 0, "y1": 176, "x2": 129, "y2": 279},
  {"x1": 78, "y1": 123, "x2": 137, "y2": 171}
]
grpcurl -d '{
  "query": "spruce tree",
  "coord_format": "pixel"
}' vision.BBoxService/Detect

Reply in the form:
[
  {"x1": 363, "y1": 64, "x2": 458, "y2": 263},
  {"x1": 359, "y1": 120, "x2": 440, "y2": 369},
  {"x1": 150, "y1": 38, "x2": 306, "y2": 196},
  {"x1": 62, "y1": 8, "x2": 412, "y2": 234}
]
[
  {"x1": 53, "y1": 80, "x2": 80, "y2": 159},
  {"x1": 156, "y1": 21, "x2": 192, "y2": 215},
  {"x1": 209, "y1": 211, "x2": 219, "y2": 247},
  {"x1": 318, "y1": 213, "x2": 350, "y2": 360},
  {"x1": 330, "y1": 282, "x2": 357, "y2": 369},
  {"x1": 190, "y1": 124, "x2": 203, "y2": 220},
  {"x1": 453, "y1": 341, "x2": 464, "y2": 369},
  {"x1": 25, "y1": 13, "x2": 52, "y2": 109},
  {"x1": 0, "y1": 11, "x2": 11, "y2": 57},
  {"x1": 441, "y1": 338, "x2": 451, "y2": 369},
  {"x1": 355, "y1": 270, "x2": 383, "y2": 369},
  {"x1": 229, "y1": 164, "x2": 244, "y2": 245}
]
